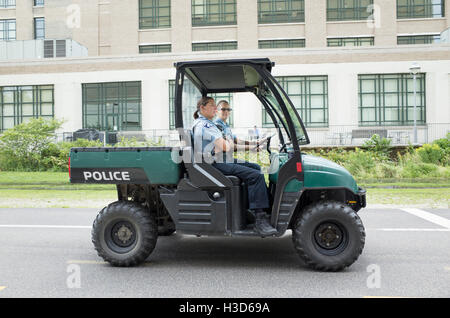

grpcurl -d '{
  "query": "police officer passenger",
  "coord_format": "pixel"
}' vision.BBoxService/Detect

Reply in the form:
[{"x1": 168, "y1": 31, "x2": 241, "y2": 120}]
[
  {"x1": 192, "y1": 97, "x2": 277, "y2": 236},
  {"x1": 214, "y1": 100, "x2": 268, "y2": 169}
]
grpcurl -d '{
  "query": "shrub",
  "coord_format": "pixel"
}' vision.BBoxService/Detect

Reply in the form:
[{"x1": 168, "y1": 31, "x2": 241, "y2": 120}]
[
  {"x1": 362, "y1": 134, "x2": 392, "y2": 159},
  {"x1": 0, "y1": 118, "x2": 63, "y2": 171},
  {"x1": 113, "y1": 136, "x2": 165, "y2": 148},
  {"x1": 433, "y1": 133, "x2": 450, "y2": 151},
  {"x1": 432, "y1": 133, "x2": 450, "y2": 166},
  {"x1": 54, "y1": 139, "x2": 104, "y2": 171},
  {"x1": 400, "y1": 161, "x2": 439, "y2": 178},
  {"x1": 342, "y1": 148, "x2": 377, "y2": 178},
  {"x1": 375, "y1": 162, "x2": 398, "y2": 179},
  {"x1": 416, "y1": 143, "x2": 445, "y2": 165}
]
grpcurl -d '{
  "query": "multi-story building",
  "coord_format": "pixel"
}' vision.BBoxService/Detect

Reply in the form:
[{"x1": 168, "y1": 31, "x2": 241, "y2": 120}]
[{"x1": 0, "y1": 0, "x2": 449, "y2": 146}]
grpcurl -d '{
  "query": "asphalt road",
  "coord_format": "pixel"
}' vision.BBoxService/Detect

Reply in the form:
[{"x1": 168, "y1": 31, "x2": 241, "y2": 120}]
[{"x1": 0, "y1": 207, "x2": 449, "y2": 298}]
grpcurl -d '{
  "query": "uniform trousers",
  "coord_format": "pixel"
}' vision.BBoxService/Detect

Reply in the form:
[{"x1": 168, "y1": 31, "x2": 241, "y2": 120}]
[{"x1": 212, "y1": 159, "x2": 269, "y2": 210}]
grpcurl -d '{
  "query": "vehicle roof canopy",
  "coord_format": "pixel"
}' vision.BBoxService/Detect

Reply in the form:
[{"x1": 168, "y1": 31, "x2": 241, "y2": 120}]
[{"x1": 174, "y1": 58, "x2": 274, "y2": 94}]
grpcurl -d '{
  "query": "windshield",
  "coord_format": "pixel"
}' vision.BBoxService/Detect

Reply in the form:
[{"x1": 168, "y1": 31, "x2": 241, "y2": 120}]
[{"x1": 263, "y1": 76, "x2": 309, "y2": 145}]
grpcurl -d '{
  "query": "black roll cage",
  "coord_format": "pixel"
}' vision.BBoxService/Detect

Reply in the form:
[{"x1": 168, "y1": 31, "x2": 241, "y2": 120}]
[{"x1": 173, "y1": 59, "x2": 310, "y2": 150}]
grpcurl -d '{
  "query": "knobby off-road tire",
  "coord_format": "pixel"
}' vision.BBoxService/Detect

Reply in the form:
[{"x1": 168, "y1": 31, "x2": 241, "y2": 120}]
[
  {"x1": 92, "y1": 201, "x2": 158, "y2": 267},
  {"x1": 292, "y1": 201, "x2": 365, "y2": 272}
]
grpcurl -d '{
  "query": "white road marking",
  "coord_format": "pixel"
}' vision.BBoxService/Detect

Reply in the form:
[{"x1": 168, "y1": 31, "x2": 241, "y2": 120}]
[
  {"x1": 0, "y1": 224, "x2": 91, "y2": 229},
  {"x1": 371, "y1": 228, "x2": 450, "y2": 232},
  {"x1": 401, "y1": 208, "x2": 450, "y2": 230}
]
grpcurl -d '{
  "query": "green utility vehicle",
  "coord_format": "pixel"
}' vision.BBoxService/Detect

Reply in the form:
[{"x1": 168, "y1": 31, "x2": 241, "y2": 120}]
[{"x1": 69, "y1": 59, "x2": 366, "y2": 271}]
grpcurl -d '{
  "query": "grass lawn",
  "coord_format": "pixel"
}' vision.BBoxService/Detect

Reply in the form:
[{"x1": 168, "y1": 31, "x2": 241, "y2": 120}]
[{"x1": 0, "y1": 171, "x2": 448, "y2": 208}]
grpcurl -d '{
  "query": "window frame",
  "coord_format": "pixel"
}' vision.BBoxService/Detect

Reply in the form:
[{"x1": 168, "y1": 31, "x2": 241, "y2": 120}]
[
  {"x1": 82, "y1": 82, "x2": 142, "y2": 131},
  {"x1": 258, "y1": 39, "x2": 306, "y2": 49},
  {"x1": 139, "y1": 0, "x2": 171, "y2": 29},
  {"x1": 34, "y1": 17, "x2": 45, "y2": 40},
  {"x1": 263, "y1": 76, "x2": 329, "y2": 128},
  {"x1": 0, "y1": 19, "x2": 16, "y2": 41},
  {"x1": 33, "y1": 0, "x2": 44, "y2": 7},
  {"x1": 397, "y1": 34, "x2": 440, "y2": 44},
  {"x1": 192, "y1": 41, "x2": 238, "y2": 51},
  {"x1": 192, "y1": 0, "x2": 237, "y2": 27},
  {"x1": 258, "y1": 0, "x2": 305, "y2": 24},
  {"x1": 326, "y1": 0, "x2": 374, "y2": 22},
  {"x1": 358, "y1": 73, "x2": 426, "y2": 127},
  {"x1": 327, "y1": 37, "x2": 374, "y2": 46},
  {"x1": 0, "y1": 0, "x2": 15, "y2": 8},
  {"x1": 0, "y1": 85, "x2": 54, "y2": 132},
  {"x1": 397, "y1": 0, "x2": 445, "y2": 19},
  {"x1": 139, "y1": 44, "x2": 172, "y2": 54}
]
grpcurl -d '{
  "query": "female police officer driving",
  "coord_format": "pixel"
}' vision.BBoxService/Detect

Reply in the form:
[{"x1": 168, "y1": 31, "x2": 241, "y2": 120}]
[{"x1": 192, "y1": 97, "x2": 277, "y2": 236}]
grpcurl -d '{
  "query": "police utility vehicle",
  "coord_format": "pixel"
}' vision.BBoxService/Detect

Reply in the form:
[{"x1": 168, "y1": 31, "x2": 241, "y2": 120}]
[{"x1": 69, "y1": 59, "x2": 366, "y2": 271}]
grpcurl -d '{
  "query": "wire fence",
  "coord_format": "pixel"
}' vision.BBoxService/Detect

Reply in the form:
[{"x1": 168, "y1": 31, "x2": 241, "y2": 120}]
[{"x1": 55, "y1": 123, "x2": 449, "y2": 148}]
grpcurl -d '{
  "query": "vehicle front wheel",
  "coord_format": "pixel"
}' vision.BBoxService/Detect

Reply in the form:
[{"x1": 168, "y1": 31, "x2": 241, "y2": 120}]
[
  {"x1": 292, "y1": 201, "x2": 365, "y2": 271},
  {"x1": 92, "y1": 201, "x2": 158, "y2": 267}
]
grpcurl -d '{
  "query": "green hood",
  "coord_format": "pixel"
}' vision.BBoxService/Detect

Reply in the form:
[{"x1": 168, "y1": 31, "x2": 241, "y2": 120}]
[{"x1": 302, "y1": 154, "x2": 358, "y2": 193}]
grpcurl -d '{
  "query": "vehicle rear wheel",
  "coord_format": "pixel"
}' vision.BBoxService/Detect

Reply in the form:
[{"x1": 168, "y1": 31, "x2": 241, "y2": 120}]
[
  {"x1": 92, "y1": 201, "x2": 158, "y2": 267},
  {"x1": 292, "y1": 201, "x2": 365, "y2": 271}
]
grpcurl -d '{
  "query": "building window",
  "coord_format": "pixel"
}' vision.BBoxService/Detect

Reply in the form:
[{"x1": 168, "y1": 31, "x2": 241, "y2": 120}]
[
  {"x1": 139, "y1": 44, "x2": 171, "y2": 53},
  {"x1": 327, "y1": 37, "x2": 374, "y2": 46},
  {"x1": 0, "y1": 0, "x2": 15, "y2": 8},
  {"x1": 359, "y1": 74, "x2": 426, "y2": 126},
  {"x1": 397, "y1": 34, "x2": 440, "y2": 44},
  {"x1": 327, "y1": 0, "x2": 374, "y2": 21},
  {"x1": 168, "y1": 80, "x2": 233, "y2": 130},
  {"x1": 33, "y1": 0, "x2": 44, "y2": 6},
  {"x1": 0, "y1": 85, "x2": 54, "y2": 132},
  {"x1": 192, "y1": 41, "x2": 237, "y2": 51},
  {"x1": 397, "y1": 0, "x2": 445, "y2": 19},
  {"x1": 258, "y1": 0, "x2": 305, "y2": 24},
  {"x1": 34, "y1": 17, "x2": 45, "y2": 40},
  {"x1": 259, "y1": 39, "x2": 305, "y2": 49},
  {"x1": 82, "y1": 82, "x2": 142, "y2": 131},
  {"x1": 263, "y1": 76, "x2": 328, "y2": 128},
  {"x1": 192, "y1": 0, "x2": 237, "y2": 26},
  {"x1": 139, "y1": 0, "x2": 171, "y2": 29},
  {"x1": 0, "y1": 19, "x2": 16, "y2": 41}
]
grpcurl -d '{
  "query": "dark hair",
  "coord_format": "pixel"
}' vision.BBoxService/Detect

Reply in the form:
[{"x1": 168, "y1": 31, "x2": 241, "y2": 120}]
[
  {"x1": 217, "y1": 100, "x2": 229, "y2": 109},
  {"x1": 194, "y1": 96, "x2": 215, "y2": 119}
]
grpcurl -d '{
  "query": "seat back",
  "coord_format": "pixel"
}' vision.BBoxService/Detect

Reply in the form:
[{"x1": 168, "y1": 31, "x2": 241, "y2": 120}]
[{"x1": 178, "y1": 128, "x2": 232, "y2": 189}]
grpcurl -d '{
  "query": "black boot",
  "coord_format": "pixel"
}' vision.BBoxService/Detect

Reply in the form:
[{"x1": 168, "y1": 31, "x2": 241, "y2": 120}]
[{"x1": 254, "y1": 211, "x2": 277, "y2": 237}]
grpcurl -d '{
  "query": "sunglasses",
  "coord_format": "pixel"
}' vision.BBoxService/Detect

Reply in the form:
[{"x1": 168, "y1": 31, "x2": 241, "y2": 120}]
[{"x1": 221, "y1": 108, "x2": 232, "y2": 112}]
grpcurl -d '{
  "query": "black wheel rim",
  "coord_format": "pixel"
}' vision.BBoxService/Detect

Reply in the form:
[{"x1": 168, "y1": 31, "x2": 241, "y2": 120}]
[
  {"x1": 313, "y1": 221, "x2": 348, "y2": 256},
  {"x1": 105, "y1": 219, "x2": 138, "y2": 254}
]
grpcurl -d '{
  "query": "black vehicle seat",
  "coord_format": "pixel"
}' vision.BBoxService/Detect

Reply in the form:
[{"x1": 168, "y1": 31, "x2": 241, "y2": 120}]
[
  {"x1": 180, "y1": 129, "x2": 233, "y2": 189},
  {"x1": 226, "y1": 176, "x2": 241, "y2": 186}
]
